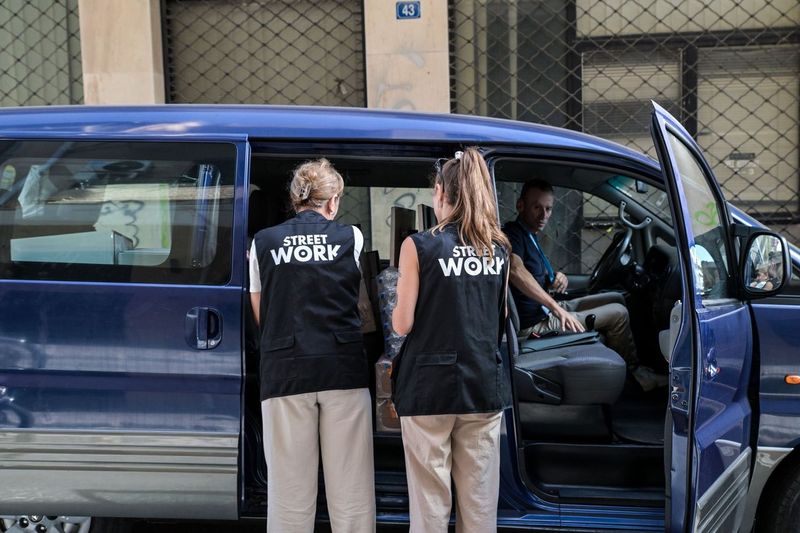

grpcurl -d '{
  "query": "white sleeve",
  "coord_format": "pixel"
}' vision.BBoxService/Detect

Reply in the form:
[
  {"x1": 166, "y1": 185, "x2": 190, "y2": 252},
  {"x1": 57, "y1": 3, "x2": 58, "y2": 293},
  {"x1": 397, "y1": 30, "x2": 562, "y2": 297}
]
[
  {"x1": 352, "y1": 226, "x2": 364, "y2": 269},
  {"x1": 249, "y1": 240, "x2": 262, "y2": 293}
]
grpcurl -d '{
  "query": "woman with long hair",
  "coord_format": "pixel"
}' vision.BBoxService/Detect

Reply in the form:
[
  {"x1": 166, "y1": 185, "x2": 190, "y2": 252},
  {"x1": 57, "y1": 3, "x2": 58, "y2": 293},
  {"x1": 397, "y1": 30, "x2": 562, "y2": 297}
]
[
  {"x1": 392, "y1": 147, "x2": 511, "y2": 532},
  {"x1": 249, "y1": 158, "x2": 375, "y2": 532}
]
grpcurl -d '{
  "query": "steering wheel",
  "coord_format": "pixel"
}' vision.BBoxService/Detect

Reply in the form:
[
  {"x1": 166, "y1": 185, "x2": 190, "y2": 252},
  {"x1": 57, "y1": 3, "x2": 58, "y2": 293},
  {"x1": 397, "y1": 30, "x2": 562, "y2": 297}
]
[{"x1": 587, "y1": 201, "x2": 651, "y2": 293}]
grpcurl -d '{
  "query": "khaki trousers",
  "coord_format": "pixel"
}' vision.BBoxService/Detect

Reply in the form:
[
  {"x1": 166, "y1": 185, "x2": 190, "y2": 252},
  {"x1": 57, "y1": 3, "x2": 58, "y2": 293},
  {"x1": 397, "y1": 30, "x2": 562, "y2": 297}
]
[
  {"x1": 400, "y1": 411, "x2": 504, "y2": 533},
  {"x1": 261, "y1": 388, "x2": 376, "y2": 533},
  {"x1": 524, "y1": 292, "x2": 639, "y2": 366}
]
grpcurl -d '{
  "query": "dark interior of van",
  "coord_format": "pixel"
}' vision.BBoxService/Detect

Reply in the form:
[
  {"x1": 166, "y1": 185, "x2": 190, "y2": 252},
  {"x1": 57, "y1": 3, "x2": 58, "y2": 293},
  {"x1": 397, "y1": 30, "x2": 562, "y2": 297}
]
[{"x1": 241, "y1": 143, "x2": 677, "y2": 516}]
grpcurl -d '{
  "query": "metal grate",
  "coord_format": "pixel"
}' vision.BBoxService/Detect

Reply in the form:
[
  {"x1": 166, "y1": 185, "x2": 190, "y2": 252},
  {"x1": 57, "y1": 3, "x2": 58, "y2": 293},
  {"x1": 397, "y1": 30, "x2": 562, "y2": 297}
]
[
  {"x1": 451, "y1": 0, "x2": 800, "y2": 268},
  {"x1": 163, "y1": 0, "x2": 366, "y2": 107},
  {"x1": 0, "y1": 0, "x2": 83, "y2": 106}
]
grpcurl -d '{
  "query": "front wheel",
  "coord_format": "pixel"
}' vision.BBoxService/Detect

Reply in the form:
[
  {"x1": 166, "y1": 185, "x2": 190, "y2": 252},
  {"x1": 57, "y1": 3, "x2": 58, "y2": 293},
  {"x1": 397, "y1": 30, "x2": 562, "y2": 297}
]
[
  {"x1": 0, "y1": 517, "x2": 132, "y2": 533},
  {"x1": 755, "y1": 459, "x2": 800, "y2": 533}
]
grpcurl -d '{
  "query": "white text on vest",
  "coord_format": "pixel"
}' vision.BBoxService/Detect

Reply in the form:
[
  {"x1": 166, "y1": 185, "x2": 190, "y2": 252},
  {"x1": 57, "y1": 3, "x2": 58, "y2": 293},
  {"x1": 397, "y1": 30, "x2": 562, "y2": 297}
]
[
  {"x1": 271, "y1": 234, "x2": 341, "y2": 264},
  {"x1": 438, "y1": 245, "x2": 504, "y2": 277}
]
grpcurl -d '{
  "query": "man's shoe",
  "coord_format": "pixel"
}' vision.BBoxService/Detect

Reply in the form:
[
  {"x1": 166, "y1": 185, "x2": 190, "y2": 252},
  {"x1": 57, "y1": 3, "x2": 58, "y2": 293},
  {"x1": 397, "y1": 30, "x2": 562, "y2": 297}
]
[{"x1": 632, "y1": 365, "x2": 669, "y2": 392}]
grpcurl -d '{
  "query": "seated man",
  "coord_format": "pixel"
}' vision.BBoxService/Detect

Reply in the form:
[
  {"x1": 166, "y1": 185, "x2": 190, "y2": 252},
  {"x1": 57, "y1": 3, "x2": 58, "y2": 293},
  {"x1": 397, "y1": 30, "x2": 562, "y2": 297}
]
[{"x1": 503, "y1": 179, "x2": 667, "y2": 392}]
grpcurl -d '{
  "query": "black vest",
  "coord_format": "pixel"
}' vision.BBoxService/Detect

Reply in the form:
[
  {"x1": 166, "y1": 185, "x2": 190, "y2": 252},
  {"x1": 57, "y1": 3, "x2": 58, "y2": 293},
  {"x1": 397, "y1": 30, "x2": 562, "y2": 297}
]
[
  {"x1": 392, "y1": 225, "x2": 511, "y2": 416},
  {"x1": 254, "y1": 210, "x2": 367, "y2": 400}
]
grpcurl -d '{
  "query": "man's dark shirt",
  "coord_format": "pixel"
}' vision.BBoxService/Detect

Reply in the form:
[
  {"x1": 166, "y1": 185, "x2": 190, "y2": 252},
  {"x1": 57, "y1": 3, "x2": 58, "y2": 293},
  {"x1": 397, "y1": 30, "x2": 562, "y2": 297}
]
[{"x1": 503, "y1": 218, "x2": 550, "y2": 329}]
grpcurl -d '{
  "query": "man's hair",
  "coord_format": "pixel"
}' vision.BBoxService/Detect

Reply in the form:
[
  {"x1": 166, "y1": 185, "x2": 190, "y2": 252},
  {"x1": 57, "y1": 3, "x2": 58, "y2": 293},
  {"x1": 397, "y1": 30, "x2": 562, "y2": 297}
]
[{"x1": 519, "y1": 179, "x2": 554, "y2": 200}]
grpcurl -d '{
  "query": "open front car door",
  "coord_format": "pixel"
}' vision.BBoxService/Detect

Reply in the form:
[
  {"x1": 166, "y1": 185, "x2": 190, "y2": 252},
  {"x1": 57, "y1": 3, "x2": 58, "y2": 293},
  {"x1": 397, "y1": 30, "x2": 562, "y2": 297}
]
[{"x1": 651, "y1": 101, "x2": 754, "y2": 532}]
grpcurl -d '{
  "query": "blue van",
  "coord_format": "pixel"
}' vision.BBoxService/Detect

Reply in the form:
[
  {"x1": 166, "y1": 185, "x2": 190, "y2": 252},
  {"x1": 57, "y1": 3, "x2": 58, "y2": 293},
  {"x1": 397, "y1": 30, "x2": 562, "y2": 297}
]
[{"x1": 0, "y1": 103, "x2": 796, "y2": 533}]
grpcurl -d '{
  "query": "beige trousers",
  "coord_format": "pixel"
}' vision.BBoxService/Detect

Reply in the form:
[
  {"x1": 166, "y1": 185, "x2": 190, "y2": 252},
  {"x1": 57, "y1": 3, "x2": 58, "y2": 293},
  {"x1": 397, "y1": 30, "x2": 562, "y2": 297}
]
[
  {"x1": 400, "y1": 411, "x2": 504, "y2": 533},
  {"x1": 261, "y1": 388, "x2": 376, "y2": 533}
]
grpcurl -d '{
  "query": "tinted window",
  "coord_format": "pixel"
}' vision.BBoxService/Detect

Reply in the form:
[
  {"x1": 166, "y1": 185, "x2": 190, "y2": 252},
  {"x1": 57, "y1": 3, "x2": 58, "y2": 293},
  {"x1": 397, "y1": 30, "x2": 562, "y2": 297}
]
[{"x1": 0, "y1": 141, "x2": 235, "y2": 284}]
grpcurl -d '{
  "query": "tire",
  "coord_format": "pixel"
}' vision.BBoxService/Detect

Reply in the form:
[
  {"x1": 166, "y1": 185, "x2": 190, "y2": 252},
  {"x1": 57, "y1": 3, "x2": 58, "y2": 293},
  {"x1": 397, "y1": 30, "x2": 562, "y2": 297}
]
[
  {"x1": 755, "y1": 459, "x2": 800, "y2": 533},
  {"x1": 89, "y1": 518, "x2": 134, "y2": 533}
]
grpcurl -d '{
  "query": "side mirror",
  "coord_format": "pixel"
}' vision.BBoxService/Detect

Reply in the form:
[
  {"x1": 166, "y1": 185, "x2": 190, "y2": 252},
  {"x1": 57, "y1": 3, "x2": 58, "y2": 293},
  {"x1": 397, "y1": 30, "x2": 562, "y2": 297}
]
[
  {"x1": 635, "y1": 180, "x2": 649, "y2": 194},
  {"x1": 740, "y1": 231, "x2": 790, "y2": 298}
]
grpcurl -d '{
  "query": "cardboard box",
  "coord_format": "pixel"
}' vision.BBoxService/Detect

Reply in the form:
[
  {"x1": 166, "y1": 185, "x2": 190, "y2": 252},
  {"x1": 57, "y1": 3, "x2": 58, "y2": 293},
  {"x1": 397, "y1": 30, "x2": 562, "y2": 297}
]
[{"x1": 376, "y1": 397, "x2": 400, "y2": 433}]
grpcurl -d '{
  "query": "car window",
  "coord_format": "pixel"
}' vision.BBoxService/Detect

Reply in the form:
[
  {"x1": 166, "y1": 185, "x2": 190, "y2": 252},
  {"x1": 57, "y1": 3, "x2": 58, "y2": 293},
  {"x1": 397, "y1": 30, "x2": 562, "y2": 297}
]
[
  {"x1": 666, "y1": 132, "x2": 732, "y2": 301},
  {"x1": 0, "y1": 140, "x2": 236, "y2": 284},
  {"x1": 495, "y1": 180, "x2": 619, "y2": 275}
]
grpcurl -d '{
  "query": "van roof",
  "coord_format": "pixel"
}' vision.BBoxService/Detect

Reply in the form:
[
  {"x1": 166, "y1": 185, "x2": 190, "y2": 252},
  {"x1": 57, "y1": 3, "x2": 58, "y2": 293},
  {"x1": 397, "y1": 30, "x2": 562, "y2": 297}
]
[{"x1": 0, "y1": 104, "x2": 657, "y2": 168}]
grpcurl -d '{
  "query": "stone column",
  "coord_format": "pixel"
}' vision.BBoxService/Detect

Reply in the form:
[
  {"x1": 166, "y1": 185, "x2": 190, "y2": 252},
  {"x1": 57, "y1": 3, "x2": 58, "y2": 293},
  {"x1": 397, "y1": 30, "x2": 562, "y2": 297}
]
[
  {"x1": 78, "y1": 0, "x2": 165, "y2": 104},
  {"x1": 363, "y1": 0, "x2": 450, "y2": 112}
]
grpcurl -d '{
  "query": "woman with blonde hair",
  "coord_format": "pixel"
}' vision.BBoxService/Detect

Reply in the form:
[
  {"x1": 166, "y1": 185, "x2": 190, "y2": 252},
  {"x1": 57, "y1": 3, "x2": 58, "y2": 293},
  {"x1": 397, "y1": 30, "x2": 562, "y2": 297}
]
[
  {"x1": 249, "y1": 158, "x2": 375, "y2": 532},
  {"x1": 392, "y1": 147, "x2": 511, "y2": 532}
]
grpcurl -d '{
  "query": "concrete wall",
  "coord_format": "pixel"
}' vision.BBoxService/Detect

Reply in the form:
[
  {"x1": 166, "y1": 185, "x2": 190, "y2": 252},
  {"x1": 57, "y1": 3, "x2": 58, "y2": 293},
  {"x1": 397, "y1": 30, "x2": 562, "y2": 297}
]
[
  {"x1": 78, "y1": 0, "x2": 165, "y2": 104},
  {"x1": 363, "y1": 0, "x2": 450, "y2": 112}
]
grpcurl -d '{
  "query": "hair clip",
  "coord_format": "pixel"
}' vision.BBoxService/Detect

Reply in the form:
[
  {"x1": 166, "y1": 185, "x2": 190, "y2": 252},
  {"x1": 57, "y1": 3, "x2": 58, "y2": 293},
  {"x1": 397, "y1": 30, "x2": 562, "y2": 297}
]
[{"x1": 454, "y1": 151, "x2": 463, "y2": 160}]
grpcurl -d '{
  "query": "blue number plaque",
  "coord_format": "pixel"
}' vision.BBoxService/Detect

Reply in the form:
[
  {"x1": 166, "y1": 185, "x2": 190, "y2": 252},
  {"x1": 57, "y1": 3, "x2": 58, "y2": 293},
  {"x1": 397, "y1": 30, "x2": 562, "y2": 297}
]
[{"x1": 396, "y1": 1, "x2": 421, "y2": 20}]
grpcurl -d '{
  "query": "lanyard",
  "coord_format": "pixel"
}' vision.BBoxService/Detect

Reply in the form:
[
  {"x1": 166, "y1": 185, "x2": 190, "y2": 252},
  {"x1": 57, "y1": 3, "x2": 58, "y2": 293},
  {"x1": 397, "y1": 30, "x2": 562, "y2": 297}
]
[{"x1": 526, "y1": 230, "x2": 555, "y2": 285}]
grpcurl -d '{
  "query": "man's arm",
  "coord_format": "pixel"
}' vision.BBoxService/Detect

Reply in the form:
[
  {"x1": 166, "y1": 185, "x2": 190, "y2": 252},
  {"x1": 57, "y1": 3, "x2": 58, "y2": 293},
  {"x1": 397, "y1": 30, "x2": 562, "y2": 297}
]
[{"x1": 509, "y1": 253, "x2": 584, "y2": 332}]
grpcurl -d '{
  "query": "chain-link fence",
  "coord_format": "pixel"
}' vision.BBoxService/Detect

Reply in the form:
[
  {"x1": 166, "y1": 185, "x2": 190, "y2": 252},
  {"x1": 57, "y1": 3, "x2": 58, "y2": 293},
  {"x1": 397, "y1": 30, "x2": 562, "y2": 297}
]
[
  {"x1": 451, "y1": 0, "x2": 800, "y2": 272},
  {"x1": 0, "y1": 0, "x2": 83, "y2": 106},
  {"x1": 163, "y1": 0, "x2": 366, "y2": 107}
]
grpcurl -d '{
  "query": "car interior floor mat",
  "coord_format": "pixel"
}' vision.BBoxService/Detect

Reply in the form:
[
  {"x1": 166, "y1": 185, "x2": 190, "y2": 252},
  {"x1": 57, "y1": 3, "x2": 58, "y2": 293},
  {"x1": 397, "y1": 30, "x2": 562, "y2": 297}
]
[{"x1": 610, "y1": 382, "x2": 668, "y2": 445}]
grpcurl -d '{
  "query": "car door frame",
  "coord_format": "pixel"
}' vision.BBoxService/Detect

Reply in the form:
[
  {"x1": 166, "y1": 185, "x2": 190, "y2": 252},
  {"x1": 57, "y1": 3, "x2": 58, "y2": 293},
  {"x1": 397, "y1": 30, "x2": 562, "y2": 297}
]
[
  {"x1": 485, "y1": 147, "x2": 669, "y2": 530},
  {"x1": 650, "y1": 101, "x2": 754, "y2": 532}
]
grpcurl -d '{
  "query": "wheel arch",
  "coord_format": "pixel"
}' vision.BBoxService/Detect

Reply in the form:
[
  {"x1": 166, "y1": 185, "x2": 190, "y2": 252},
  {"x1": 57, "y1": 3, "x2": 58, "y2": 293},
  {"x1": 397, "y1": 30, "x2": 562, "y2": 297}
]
[{"x1": 748, "y1": 446, "x2": 800, "y2": 532}]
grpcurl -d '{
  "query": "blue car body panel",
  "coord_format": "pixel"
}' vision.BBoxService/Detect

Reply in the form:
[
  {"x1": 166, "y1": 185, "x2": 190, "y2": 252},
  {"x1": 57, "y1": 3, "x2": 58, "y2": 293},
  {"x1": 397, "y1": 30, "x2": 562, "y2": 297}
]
[
  {"x1": 751, "y1": 301, "x2": 800, "y2": 449},
  {"x1": 0, "y1": 105, "x2": 655, "y2": 167},
  {"x1": 0, "y1": 282, "x2": 242, "y2": 432}
]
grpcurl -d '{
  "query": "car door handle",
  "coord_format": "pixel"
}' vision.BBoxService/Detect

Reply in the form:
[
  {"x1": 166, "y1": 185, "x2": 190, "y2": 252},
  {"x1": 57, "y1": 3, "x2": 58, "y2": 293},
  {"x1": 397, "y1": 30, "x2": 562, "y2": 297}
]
[{"x1": 185, "y1": 307, "x2": 223, "y2": 350}]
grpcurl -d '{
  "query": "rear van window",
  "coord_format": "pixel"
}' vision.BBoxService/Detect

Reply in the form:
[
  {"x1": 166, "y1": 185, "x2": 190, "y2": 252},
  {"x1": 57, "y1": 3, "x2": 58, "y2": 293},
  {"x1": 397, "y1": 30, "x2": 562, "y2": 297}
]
[{"x1": 0, "y1": 140, "x2": 235, "y2": 284}]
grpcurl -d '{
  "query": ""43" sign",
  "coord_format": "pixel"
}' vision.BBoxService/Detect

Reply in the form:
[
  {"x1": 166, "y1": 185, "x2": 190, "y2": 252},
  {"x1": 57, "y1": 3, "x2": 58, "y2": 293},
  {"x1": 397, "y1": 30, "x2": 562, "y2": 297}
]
[{"x1": 396, "y1": 1, "x2": 421, "y2": 19}]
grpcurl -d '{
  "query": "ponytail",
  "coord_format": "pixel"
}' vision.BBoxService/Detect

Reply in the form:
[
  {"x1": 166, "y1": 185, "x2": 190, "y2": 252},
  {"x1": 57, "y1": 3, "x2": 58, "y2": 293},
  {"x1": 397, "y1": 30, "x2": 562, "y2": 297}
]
[{"x1": 432, "y1": 147, "x2": 510, "y2": 257}]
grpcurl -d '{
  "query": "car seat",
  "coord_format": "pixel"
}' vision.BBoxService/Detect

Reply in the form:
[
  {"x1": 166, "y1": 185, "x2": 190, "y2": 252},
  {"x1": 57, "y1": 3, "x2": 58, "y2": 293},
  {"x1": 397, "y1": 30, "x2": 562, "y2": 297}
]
[{"x1": 509, "y1": 292, "x2": 626, "y2": 405}]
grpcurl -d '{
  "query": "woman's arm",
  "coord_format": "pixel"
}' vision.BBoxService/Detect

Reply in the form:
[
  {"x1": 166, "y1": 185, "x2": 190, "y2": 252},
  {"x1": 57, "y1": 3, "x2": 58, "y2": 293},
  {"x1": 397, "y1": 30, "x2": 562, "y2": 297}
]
[
  {"x1": 248, "y1": 241, "x2": 262, "y2": 326},
  {"x1": 250, "y1": 292, "x2": 261, "y2": 327},
  {"x1": 392, "y1": 236, "x2": 419, "y2": 336}
]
